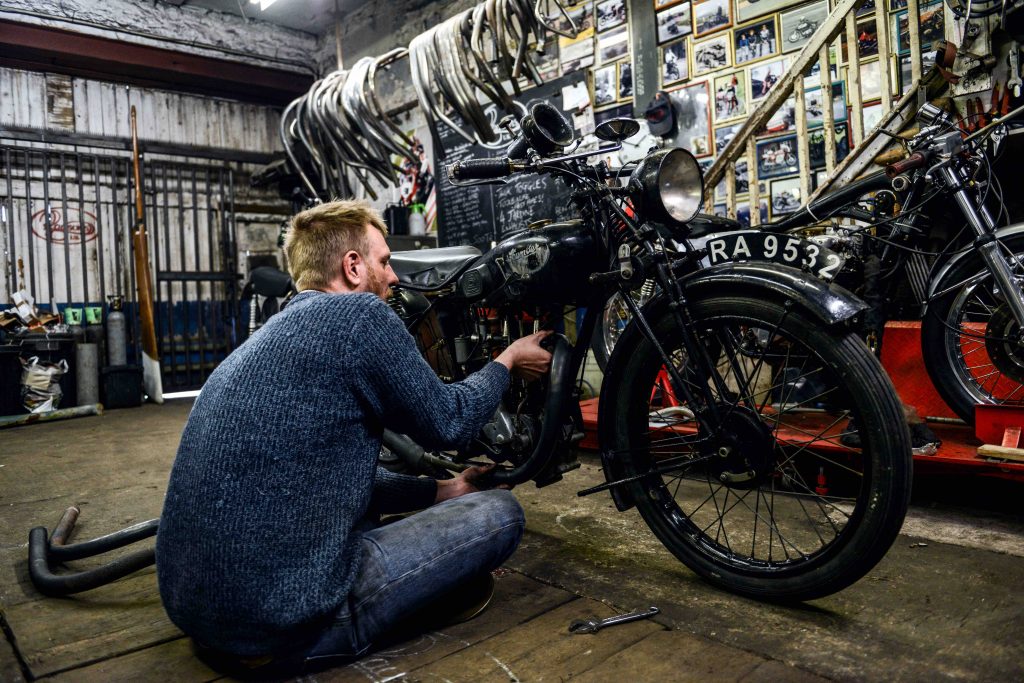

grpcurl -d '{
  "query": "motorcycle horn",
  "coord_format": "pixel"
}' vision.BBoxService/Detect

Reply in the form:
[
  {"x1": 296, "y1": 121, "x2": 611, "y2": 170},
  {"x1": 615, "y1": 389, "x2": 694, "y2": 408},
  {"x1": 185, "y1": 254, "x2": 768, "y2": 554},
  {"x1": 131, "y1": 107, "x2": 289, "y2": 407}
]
[{"x1": 507, "y1": 102, "x2": 575, "y2": 160}]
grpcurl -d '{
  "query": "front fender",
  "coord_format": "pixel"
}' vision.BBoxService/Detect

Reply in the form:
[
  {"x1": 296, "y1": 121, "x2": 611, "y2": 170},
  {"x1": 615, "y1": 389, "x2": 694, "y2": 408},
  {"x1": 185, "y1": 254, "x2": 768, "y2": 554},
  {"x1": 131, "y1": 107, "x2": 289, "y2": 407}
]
[
  {"x1": 924, "y1": 222, "x2": 1024, "y2": 313},
  {"x1": 595, "y1": 261, "x2": 866, "y2": 511}
]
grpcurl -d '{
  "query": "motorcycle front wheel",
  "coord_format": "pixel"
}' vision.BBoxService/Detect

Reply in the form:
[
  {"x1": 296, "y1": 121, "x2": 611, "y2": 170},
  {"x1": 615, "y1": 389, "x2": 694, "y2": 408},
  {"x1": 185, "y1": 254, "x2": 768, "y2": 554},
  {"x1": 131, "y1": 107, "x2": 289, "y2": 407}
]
[
  {"x1": 605, "y1": 295, "x2": 912, "y2": 601},
  {"x1": 921, "y1": 234, "x2": 1024, "y2": 423}
]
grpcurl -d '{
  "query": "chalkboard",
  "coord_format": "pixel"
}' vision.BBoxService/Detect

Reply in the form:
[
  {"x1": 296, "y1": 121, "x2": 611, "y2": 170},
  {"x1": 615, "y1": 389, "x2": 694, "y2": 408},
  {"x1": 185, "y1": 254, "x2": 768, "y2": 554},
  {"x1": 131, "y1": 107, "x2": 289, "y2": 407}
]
[{"x1": 434, "y1": 73, "x2": 586, "y2": 251}]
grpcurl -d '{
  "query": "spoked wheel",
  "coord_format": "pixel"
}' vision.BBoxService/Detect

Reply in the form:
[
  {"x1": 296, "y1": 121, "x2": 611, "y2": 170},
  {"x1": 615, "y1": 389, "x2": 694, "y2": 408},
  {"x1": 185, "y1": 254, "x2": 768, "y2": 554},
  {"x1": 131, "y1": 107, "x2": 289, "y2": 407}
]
[
  {"x1": 922, "y1": 236, "x2": 1024, "y2": 423},
  {"x1": 591, "y1": 284, "x2": 656, "y2": 371},
  {"x1": 606, "y1": 295, "x2": 912, "y2": 601}
]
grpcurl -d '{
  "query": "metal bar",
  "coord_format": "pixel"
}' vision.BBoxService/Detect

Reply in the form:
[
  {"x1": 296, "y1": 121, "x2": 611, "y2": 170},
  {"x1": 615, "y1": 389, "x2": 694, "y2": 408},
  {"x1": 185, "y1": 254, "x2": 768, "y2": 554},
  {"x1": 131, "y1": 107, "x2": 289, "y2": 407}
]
[
  {"x1": 3, "y1": 149, "x2": 13, "y2": 295},
  {"x1": 24, "y1": 151, "x2": 36, "y2": 298},
  {"x1": 110, "y1": 158, "x2": 123, "y2": 299},
  {"x1": 846, "y1": 12, "x2": 863, "y2": 146},
  {"x1": 59, "y1": 154, "x2": 73, "y2": 309},
  {"x1": 41, "y1": 151, "x2": 56, "y2": 310},
  {"x1": 93, "y1": 156, "x2": 106, "y2": 310},
  {"x1": 126, "y1": 159, "x2": 141, "y2": 365},
  {"x1": 874, "y1": 0, "x2": 893, "y2": 112},
  {"x1": 146, "y1": 158, "x2": 163, "y2": 383},
  {"x1": 177, "y1": 165, "x2": 193, "y2": 386},
  {"x1": 204, "y1": 167, "x2": 215, "y2": 382},
  {"x1": 227, "y1": 167, "x2": 238, "y2": 351},
  {"x1": 191, "y1": 168, "x2": 205, "y2": 383},
  {"x1": 159, "y1": 164, "x2": 177, "y2": 388},
  {"x1": 76, "y1": 153, "x2": 89, "y2": 309}
]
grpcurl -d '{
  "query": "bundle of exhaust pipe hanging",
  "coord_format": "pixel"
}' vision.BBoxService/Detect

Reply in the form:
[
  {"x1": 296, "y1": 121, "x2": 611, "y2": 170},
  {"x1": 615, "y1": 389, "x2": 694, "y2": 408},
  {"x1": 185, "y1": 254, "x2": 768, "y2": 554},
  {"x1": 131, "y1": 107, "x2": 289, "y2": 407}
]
[{"x1": 281, "y1": 0, "x2": 578, "y2": 200}]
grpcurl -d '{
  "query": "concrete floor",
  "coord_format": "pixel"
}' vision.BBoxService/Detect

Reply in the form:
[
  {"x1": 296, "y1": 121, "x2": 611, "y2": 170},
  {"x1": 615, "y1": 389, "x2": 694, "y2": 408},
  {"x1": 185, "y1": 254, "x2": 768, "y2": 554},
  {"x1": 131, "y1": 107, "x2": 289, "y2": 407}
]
[{"x1": 1, "y1": 400, "x2": 1023, "y2": 682}]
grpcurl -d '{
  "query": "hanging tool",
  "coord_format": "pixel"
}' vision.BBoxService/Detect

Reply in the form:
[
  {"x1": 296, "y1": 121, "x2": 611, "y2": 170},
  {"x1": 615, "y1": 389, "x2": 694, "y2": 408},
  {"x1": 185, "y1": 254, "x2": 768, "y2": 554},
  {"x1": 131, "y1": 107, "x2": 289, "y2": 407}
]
[
  {"x1": 129, "y1": 105, "x2": 163, "y2": 404},
  {"x1": 569, "y1": 606, "x2": 660, "y2": 634}
]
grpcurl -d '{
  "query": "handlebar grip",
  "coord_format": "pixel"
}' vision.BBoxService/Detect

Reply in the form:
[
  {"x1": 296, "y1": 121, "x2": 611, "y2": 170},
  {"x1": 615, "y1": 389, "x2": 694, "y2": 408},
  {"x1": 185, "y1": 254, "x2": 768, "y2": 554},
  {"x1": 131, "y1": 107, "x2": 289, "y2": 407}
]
[
  {"x1": 885, "y1": 151, "x2": 928, "y2": 178},
  {"x1": 447, "y1": 158, "x2": 513, "y2": 181}
]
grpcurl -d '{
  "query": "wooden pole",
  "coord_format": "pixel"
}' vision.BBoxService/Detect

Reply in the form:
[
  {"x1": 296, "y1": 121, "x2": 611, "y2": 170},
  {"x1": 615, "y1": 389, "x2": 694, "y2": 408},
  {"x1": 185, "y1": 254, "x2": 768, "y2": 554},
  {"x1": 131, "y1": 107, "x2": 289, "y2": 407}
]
[{"x1": 130, "y1": 106, "x2": 163, "y2": 404}]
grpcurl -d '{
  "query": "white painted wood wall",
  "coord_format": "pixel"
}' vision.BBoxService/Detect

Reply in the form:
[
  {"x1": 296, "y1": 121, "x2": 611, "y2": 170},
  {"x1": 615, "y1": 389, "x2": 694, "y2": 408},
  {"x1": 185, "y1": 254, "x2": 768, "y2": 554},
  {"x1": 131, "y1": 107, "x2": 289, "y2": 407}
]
[{"x1": 0, "y1": 67, "x2": 282, "y2": 153}]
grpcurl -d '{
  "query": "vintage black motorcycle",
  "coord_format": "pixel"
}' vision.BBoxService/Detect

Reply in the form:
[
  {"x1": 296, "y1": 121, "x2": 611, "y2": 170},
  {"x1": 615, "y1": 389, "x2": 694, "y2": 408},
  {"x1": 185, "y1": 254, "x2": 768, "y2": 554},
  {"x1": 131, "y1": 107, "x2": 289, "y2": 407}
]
[
  {"x1": 27, "y1": 103, "x2": 913, "y2": 604},
  {"x1": 597, "y1": 103, "x2": 1024, "y2": 425},
  {"x1": 382, "y1": 102, "x2": 912, "y2": 602}
]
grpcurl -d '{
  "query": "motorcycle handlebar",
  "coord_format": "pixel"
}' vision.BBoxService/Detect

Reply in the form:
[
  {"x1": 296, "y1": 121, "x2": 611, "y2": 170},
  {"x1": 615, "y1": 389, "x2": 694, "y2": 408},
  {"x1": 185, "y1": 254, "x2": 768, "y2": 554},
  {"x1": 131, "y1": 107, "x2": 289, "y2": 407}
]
[
  {"x1": 885, "y1": 151, "x2": 928, "y2": 178},
  {"x1": 446, "y1": 158, "x2": 513, "y2": 182}
]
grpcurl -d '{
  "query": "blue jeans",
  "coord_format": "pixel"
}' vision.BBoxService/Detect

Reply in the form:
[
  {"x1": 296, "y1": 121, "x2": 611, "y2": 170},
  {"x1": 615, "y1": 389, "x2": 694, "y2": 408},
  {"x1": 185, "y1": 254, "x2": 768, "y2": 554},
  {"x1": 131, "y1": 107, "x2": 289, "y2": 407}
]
[{"x1": 302, "y1": 489, "x2": 524, "y2": 665}]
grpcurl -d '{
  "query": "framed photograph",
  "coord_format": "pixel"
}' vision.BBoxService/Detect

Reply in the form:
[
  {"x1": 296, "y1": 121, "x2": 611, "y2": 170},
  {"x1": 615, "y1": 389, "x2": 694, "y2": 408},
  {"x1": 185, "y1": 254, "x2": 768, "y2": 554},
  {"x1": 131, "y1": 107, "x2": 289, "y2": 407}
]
[
  {"x1": 856, "y1": 0, "x2": 877, "y2": 17},
  {"x1": 535, "y1": 36, "x2": 561, "y2": 81},
  {"x1": 758, "y1": 95, "x2": 796, "y2": 136},
  {"x1": 756, "y1": 134, "x2": 799, "y2": 179},
  {"x1": 809, "y1": 124, "x2": 850, "y2": 168},
  {"x1": 736, "y1": 198, "x2": 769, "y2": 227},
  {"x1": 560, "y1": 28, "x2": 596, "y2": 72},
  {"x1": 894, "y1": 1, "x2": 944, "y2": 54},
  {"x1": 803, "y1": 47, "x2": 837, "y2": 89},
  {"x1": 656, "y1": 0, "x2": 683, "y2": 8},
  {"x1": 693, "y1": 33, "x2": 732, "y2": 75},
  {"x1": 598, "y1": 25, "x2": 630, "y2": 63},
  {"x1": 842, "y1": 17, "x2": 879, "y2": 60},
  {"x1": 595, "y1": 103, "x2": 634, "y2": 124},
  {"x1": 554, "y1": 2, "x2": 594, "y2": 33},
  {"x1": 770, "y1": 176, "x2": 802, "y2": 217},
  {"x1": 736, "y1": 0, "x2": 797, "y2": 24},
  {"x1": 890, "y1": 0, "x2": 908, "y2": 10},
  {"x1": 780, "y1": 1, "x2": 828, "y2": 54},
  {"x1": 715, "y1": 158, "x2": 749, "y2": 199},
  {"x1": 862, "y1": 100, "x2": 883, "y2": 131},
  {"x1": 750, "y1": 57, "x2": 787, "y2": 100},
  {"x1": 669, "y1": 80, "x2": 713, "y2": 157},
  {"x1": 698, "y1": 157, "x2": 715, "y2": 176},
  {"x1": 693, "y1": 0, "x2": 732, "y2": 37},
  {"x1": 898, "y1": 53, "x2": 935, "y2": 93},
  {"x1": 661, "y1": 38, "x2": 690, "y2": 85},
  {"x1": 618, "y1": 60, "x2": 634, "y2": 100},
  {"x1": 657, "y1": 2, "x2": 693, "y2": 44},
  {"x1": 858, "y1": 59, "x2": 882, "y2": 101},
  {"x1": 733, "y1": 17, "x2": 779, "y2": 65},
  {"x1": 593, "y1": 64, "x2": 618, "y2": 107},
  {"x1": 806, "y1": 81, "x2": 847, "y2": 127},
  {"x1": 713, "y1": 70, "x2": 748, "y2": 122},
  {"x1": 714, "y1": 122, "x2": 742, "y2": 154},
  {"x1": 597, "y1": 0, "x2": 627, "y2": 32}
]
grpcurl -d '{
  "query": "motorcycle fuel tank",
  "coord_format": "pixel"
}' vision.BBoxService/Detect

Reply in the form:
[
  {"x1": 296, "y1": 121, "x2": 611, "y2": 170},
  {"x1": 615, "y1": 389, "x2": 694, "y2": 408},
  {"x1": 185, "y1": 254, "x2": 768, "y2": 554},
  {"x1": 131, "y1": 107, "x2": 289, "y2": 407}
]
[{"x1": 460, "y1": 220, "x2": 602, "y2": 306}]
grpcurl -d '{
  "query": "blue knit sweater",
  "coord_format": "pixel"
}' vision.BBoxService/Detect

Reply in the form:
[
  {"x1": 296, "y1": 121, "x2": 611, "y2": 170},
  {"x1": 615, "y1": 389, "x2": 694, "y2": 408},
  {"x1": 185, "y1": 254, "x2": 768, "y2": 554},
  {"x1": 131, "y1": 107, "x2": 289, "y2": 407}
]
[{"x1": 156, "y1": 290, "x2": 510, "y2": 656}]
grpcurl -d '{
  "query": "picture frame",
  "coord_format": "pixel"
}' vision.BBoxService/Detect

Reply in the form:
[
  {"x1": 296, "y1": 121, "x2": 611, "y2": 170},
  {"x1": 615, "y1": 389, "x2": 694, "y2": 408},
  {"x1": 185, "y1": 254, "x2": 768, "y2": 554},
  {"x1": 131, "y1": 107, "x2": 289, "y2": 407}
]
[
  {"x1": 714, "y1": 122, "x2": 743, "y2": 154},
  {"x1": 779, "y1": 0, "x2": 828, "y2": 54},
  {"x1": 841, "y1": 17, "x2": 879, "y2": 61},
  {"x1": 554, "y1": 2, "x2": 594, "y2": 34},
  {"x1": 593, "y1": 64, "x2": 618, "y2": 107},
  {"x1": 750, "y1": 56, "x2": 788, "y2": 100},
  {"x1": 806, "y1": 81, "x2": 847, "y2": 128},
  {"x1": 597, "y1": 25, "x2": 630, "y2": 63},
  {"x1": 862, "y1": 100, "x2": 884, "y2": 131},
  {"x1": 857, "y1": 59, "x2": 882, "y2": 101},
  {"x1": 736, "y1": 198, "x2": 769, "y2": 227},
  {"x1": 809, "y1": 123, "x2": 850, "y2": 169},
  {"x1": 693, "y1": 33, "x2": 732, "y2": 76},
  {"x1": 661, "y1": 38, "x2": 690, "y2": 86},
  {"x1": 732, "y1": 17, "x2": 779, "y2": 66},
  {"x1": 758, "y1": 95, "x2": 796, "y2": 136},
  {"x1": 617, "y1": 60, "x2": 635, "y2": 100},
  {"x1": 736, "y1": 0, "x2": 797, "y2": 24},
  {"x1": 693, "y1": 0, "x2": 732, "y2": 38},
  {"x1": 756, "y1": 134, "x2": 799, "y2": 179},
  {"x1": 597, "y1": 0, "x2": 628, "y2": 32},
  {"x1": 803, "y1": 47, "x2": 837, "y2": 89},
  {"x1": 595, "y1": 102, "x2": 634, "y2": 124},
  {"x1": 894, "y1": 1, "x2": 944, "y2": 55},
  {"x1": 560, "y1": 28, "x2": 596, "y2": 73},
  {"x1": 770, "y1": 176, "x2": 802, "y2": 217},
  {"x1": 713, "y1": 70, "x2": 748, "y2": 122},
  {"x1": 715, "y1": 158, "x2": 749, "y2": 199},
  {"x1": 856, "y1": 0, "x2": 877, "y2": 17},
  {"x1": 657, "y1": 2, "x2": 693, "y2": 44},
  {"x1": 668, "y1": 79, "x2": 713, "y2": 157},
  {"x1": 655, "y1": 0, "x2": 683, "y2": 10}
]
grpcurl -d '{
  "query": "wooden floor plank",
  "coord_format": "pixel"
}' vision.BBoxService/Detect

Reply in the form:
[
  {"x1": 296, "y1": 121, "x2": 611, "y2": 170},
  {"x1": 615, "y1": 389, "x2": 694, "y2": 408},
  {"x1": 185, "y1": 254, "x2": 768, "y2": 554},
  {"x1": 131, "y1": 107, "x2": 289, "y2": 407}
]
[
  {"x1": 308, "y1": 572, "x2": 577, "y2": 683},
  {"x1": 0, "y1": 628, "x2": 28, "y2": 683},
  {"x1": 44, "y1": 637, "x2": 221, "y2": 682},
  {"x1": 405, "y1": 598, "x2": 664, "y2": 683}
]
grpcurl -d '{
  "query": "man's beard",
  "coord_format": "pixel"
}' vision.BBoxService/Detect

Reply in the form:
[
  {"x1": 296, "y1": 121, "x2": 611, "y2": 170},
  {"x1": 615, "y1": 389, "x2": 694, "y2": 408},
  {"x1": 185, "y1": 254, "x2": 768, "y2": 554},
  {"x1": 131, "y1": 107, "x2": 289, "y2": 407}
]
[{"x1": 366, "y1": 267, "x2": 392, "y2": 300}]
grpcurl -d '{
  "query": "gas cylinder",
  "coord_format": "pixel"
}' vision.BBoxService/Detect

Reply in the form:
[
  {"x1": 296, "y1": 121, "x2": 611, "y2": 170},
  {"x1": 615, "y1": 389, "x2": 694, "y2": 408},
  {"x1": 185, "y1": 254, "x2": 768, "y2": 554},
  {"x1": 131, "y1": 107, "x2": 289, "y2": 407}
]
[{"x1": 106, "y1": 295, "x2": 127, "y2": 366}]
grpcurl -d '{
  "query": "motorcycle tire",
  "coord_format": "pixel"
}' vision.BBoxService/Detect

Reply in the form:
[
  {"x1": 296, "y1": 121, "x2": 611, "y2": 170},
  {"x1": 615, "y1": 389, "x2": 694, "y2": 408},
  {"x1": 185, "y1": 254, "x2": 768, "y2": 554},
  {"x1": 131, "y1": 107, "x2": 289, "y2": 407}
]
[
  {"x1": 920, "y1": 233, "x2": 1024, "y2": 424},
  {"x1": 605, "y1": 294, "x2": 912, "y2": 602}
]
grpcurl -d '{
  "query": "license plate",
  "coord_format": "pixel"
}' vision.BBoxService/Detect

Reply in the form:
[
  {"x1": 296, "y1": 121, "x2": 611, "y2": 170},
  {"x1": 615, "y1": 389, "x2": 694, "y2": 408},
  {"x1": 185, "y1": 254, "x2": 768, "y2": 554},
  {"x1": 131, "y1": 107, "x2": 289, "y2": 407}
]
[{"x1": 705, "y1": 231, "x2": 845, "y2": 282}]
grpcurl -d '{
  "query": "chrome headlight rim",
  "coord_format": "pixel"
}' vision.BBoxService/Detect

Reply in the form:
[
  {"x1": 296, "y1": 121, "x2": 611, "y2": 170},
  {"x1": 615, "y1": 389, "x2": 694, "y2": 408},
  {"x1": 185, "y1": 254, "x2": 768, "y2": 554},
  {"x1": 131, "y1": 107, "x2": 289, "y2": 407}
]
[{"x1": 629, "y1": 147, "x2": 704, "y2": 225}]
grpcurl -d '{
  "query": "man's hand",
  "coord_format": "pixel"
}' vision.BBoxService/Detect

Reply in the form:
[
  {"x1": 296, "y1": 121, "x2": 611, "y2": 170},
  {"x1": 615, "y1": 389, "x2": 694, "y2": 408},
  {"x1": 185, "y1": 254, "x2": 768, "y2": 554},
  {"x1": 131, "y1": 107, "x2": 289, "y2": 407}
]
[
  {"x1": 434, "y1": 465, "x2": 510, "y2": 503},
  {"x1": 495, "y1": 330, "x2": 554, "y2": 381}
]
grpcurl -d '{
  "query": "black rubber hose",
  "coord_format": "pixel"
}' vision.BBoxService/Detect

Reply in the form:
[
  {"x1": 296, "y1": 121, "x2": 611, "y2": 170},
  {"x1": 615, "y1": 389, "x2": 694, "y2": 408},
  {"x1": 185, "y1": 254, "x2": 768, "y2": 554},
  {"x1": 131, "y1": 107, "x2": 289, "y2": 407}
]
[
  {"x1": 28, "y1": 527, "x2": 156, "y2": 597},
  {"x1": 46, "y1": 519, "x2": 159, "y2": 562}
]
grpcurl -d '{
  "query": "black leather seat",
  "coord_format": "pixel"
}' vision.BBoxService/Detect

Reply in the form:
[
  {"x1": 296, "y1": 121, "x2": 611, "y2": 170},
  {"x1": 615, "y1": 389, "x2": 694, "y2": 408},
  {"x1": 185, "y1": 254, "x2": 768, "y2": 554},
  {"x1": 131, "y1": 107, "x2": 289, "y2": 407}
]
[{"x1": 391, "y1": 245, "x2": 482, "y2": 288}]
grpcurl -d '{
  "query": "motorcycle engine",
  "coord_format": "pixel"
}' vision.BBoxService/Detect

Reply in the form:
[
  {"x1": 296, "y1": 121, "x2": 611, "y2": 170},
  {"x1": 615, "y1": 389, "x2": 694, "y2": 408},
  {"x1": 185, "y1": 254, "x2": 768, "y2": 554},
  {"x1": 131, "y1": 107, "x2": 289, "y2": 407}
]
[{"x1": 477, "y1": 402, "x2": 539, "y2": 464}]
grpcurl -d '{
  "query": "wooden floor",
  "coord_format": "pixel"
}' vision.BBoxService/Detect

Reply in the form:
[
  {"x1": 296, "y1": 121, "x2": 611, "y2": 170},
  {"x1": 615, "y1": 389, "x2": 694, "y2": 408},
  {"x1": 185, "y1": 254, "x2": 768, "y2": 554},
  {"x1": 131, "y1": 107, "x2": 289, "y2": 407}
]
[{"x1": 3, "y1": 400, "x2": 1024, "y2": 681}]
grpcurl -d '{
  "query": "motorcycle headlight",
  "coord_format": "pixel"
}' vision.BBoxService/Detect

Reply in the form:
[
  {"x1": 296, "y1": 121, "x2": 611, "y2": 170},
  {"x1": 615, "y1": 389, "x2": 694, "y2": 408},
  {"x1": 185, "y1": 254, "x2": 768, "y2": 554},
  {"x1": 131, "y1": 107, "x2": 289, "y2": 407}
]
[{"x1": 629, "y1": 147, "x2": 704, "y2": 224}]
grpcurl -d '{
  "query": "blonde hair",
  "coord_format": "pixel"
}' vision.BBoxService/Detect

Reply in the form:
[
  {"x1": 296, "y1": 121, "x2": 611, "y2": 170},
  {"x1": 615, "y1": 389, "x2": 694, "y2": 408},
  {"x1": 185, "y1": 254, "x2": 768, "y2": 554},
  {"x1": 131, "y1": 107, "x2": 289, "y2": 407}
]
[{"x1": 284, "y1": 200, "x2": 388, "y2": 291}]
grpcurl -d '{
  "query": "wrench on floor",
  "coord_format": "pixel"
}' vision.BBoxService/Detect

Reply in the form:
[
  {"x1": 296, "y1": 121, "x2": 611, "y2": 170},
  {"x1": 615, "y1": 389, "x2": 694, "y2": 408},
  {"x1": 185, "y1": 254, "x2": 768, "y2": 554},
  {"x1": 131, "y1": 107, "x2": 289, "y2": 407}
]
[{"x1": 569, "y1": 606, "x2": 660, "y2": 634}]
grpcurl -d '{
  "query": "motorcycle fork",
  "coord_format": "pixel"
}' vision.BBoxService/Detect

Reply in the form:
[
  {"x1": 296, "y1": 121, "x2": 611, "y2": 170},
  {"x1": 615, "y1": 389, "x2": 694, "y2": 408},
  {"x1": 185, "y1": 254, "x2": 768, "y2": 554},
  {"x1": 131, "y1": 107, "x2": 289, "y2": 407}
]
[
  {"x1": 619, "y1": 257, "x2": 730, "y2": 432},
  {"x1": 941, "y1": 164, "x2": 1024, "y2": 328}
]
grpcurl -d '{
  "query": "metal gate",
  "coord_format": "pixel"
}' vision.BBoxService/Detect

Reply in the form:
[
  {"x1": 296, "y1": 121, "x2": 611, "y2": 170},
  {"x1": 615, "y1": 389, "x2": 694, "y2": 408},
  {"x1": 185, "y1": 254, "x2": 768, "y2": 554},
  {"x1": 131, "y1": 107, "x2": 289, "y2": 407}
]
[{"x1": 1, "y1": 143, "x2": 240, "y2": 391}]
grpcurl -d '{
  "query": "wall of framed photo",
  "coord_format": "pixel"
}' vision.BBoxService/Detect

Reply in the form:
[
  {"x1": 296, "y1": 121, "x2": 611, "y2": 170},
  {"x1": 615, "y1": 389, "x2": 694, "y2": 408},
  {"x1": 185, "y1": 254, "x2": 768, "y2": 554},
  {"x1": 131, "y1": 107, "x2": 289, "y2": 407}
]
[{"x1": 541, "y1": 0, "x2": 946, "y2": 224}]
